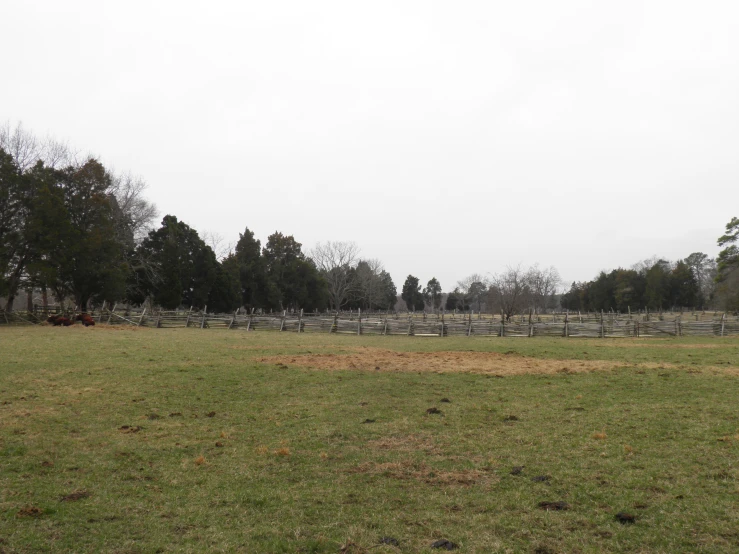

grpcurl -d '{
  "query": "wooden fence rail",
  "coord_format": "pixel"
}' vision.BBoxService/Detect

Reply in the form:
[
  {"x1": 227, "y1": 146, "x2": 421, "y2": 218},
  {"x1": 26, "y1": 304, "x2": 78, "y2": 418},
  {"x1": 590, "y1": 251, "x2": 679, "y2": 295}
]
[{"x1": 3, "y1": 308, "x2": 738, "y2": 338}]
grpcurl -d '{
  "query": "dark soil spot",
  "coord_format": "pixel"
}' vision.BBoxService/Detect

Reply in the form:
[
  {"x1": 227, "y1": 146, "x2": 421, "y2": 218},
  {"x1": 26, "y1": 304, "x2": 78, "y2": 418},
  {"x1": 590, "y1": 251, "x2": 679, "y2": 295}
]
[
  {"x1": 633, "y1": 503, "x2": 648, "y2": 509},
  {"x1": 41, "y1": 460, "x2": 54, "y2": 467},
  {"x1": 215, "y1": 442, "x2": 224, "y2": 447},
  {"x1": 503, "y1": 415, "x2": 519, "y2": 422},
  {"x1": 615, "y1": 512, "x2": 636, "y2": 524},
  {"x1": 361, "y1": 419, "x2": 376, "y2": 424},
  {"x1": 511, "y1": 466, "x2": 524, "y2": 475},
  {"x1": 147, "y1": 413, "x2": 161, "y2": 420},
  {"x1": 426, "y1": 407, "x2": 443, "y2": 415},
  {"x1": 61, "y1": 490, "x2": 90, "y2": 502},
  {"x1": 532, "y1": 475, "x2": 551, "y2": 482},
  {"x1": 440, "y1": 398, "x2": 451, "y2": 403},
  {"x1": 534, "y1": 546, "x2": 556, "y2": 554},
  {"x1": 379, "y1": 537, "x2": 400, "y2": 546},
  {"x1": 375, "y1": 366, "x2": 380, "y2": 370},
  {"x1": 431, "y1": 539, "x2": 458, "y2": 550},
  {"x1": 17, "y1": 506, "x2": 43, "y2": 518},
  {"x1": 119, "y1": 425, "x2": 142, "y2": 433},
  {"x1": 538, "y1": 501, "x2": 570, "y2": 511},
  {"x1": 206, "y1": 411, "x2": 216, "y2": 418},
  {"x1": 168, "y1": 412, "x2": 182, "y2": 417},
  {"x1": 359, "y1": 402, "x2": 368, "y2": 406},
  {"x1": 595, "y1": 531, "x2": 613, "y2": 539}
]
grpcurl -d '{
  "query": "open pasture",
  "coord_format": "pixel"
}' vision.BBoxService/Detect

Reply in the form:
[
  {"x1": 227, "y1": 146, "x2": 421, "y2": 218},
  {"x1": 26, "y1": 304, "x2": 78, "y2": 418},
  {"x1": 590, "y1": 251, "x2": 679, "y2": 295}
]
[{"x1": 2, "y1": 328, "x2": 739, "y2": 553}]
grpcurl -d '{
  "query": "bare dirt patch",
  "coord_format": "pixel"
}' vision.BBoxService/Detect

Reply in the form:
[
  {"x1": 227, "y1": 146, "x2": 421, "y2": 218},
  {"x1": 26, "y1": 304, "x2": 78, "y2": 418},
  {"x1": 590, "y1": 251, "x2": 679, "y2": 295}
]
[{"x1": 262, "y1": 349, "x2": 632, "y2": 375}]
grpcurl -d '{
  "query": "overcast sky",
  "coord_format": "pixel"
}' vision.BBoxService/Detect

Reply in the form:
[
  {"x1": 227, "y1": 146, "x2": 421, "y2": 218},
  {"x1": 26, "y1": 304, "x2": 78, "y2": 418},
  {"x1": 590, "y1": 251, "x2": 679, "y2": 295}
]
[{"x1": 2, "y1": 0, "x2": 738, "y2": 290}]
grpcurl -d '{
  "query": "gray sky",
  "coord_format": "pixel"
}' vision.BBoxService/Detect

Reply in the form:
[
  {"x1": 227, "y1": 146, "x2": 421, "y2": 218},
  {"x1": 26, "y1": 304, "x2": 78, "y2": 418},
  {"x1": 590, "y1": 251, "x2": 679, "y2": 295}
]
[{"x1": 2, "y1": 0, "x2": 738, "y2": 291}]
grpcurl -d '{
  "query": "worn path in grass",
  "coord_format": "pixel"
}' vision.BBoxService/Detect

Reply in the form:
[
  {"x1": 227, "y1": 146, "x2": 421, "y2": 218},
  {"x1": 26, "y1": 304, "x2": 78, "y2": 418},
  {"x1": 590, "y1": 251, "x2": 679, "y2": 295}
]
[{"x1": 1, "y1": 327, "x2": 739, "y2": 553}]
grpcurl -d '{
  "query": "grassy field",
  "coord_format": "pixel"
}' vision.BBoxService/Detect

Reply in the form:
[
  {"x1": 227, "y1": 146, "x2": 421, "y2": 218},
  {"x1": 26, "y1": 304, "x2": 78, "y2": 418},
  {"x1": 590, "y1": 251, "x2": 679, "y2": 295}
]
[{"x1": 2, "y1": 327, "x2": 739, "y2": 553}]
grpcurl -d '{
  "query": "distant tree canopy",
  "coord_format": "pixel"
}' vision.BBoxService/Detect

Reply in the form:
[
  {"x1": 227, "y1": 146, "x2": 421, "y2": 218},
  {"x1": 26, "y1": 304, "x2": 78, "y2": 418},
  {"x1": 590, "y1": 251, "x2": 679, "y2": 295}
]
[{"x1": 560, "y1": 256, "x2": 705, "y2": 313}]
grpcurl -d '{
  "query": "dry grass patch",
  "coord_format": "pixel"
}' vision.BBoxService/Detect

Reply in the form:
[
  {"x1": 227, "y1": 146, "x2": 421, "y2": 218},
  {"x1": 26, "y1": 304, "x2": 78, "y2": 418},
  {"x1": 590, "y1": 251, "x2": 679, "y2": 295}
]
[
  {"x1": 368, "y1": 434, "x2": 436, "y2": 454},
  {"x1": 348, "y1": 459, "x2": 495, "y2": 487},
  {"x1": 263, "y1": 349, "x2": 640, "y2": 375}
]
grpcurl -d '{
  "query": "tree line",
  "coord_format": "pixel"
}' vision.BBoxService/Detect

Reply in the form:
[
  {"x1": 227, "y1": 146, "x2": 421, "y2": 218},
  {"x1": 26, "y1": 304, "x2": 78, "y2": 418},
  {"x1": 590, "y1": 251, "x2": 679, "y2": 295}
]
[
  {"x1": 560, "y1": 247, "x2": 739, "y2": 313},
  {"x1": 0, "y1": 125, "x2": 397, "y2": 313},
  {"x1": 2, "y1": 123, "x2": 738, "y2": 313}
]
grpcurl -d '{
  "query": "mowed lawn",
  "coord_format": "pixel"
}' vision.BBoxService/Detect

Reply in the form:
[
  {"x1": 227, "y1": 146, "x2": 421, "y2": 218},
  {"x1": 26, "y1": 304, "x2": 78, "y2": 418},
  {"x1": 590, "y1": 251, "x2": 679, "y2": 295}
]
[{"x1": 2, "y1": 327, "x2": 739, "y2": 553}]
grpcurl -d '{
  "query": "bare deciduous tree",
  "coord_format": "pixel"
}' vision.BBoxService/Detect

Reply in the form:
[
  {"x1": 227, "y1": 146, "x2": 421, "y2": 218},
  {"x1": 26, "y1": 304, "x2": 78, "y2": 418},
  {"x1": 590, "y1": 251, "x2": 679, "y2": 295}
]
[
  {"x1": 109, "y1": 171, "x2": 158, "y2": 243},
  {"x1": 354, "y1": 258, "x2": 385, "y2": 311},
  {"x1": 527, "y1": 264, "x2": 561, "y2": 314},
  {"x1": 202, "y1": 230, "x2": 234, "y2": 262},
  {"x1": 456, "y1": 273, "x2": 488, "y2": 312},
  {"x1": 0, "y1": 121, "x2": 76, "y2": 171},
  {"x1": 309, "y1": 241, "x2": 360, "y2": 310},
  {"x1": 489, "y1": 265, "x2": 530, "y2": 320}
]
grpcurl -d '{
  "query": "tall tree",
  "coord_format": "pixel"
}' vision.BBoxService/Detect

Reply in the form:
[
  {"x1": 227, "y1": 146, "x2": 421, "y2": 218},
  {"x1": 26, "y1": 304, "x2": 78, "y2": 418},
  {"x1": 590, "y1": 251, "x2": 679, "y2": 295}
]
[
  {"x1": 684, "y1": 252, "x2": 715, "y2": 308},
  {"x1": 137, "y1": 215, "x2": 217, "y2": 309},
  {"x1": 207, "y1": 254, "x2": 242, "y2": 313},
  {"x1": 234, "y1": 226, "x2": 265, "y2": 311},
  {"x1": 0, "y1": 149, "x2": 27, "y2": 305},
  {"x1": 716, "y1": 217, "x2": 739, "y2": 310},
  {"x1": 423, "y1": 277, "x2": 442, "y2": 310},
  {"x1": 263, "y1": 232, "x2": 327, "y2": 311},
  {"x1": 670, "y1": 260, "x2": 698, "y2": 308},
  {"x1": 644, "y1": 260, "x2": 672, "y2": 310},
  {"x1": 401, "y1": 275, "x2": 424, "y2": 311},
  {"x1": 378, "y1": 270, "x2": 397, "y2": 310}
]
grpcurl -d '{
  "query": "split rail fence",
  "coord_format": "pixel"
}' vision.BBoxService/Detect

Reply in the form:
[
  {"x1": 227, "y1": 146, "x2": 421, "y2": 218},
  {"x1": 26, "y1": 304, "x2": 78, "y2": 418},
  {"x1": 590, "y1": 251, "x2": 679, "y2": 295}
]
[{"x1": 2, "y1": 306, "x2": 738, "y2": 338}]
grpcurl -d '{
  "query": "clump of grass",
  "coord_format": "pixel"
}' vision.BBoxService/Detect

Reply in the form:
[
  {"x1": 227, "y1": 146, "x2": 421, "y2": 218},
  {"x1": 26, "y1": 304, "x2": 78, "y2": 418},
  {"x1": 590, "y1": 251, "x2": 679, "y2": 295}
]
[
  {"x1": 275, "y1": 447, "x2": 290, "y2": 457},
  {"x1": 592, "y1": 432, "x2": 607, "y2": 440},
  {"x1": 194, "y1": 455, "x2": 206, "y2": 466},
  {"x1": 256, "y1": 445, "x2": 268, "y2": 455}
]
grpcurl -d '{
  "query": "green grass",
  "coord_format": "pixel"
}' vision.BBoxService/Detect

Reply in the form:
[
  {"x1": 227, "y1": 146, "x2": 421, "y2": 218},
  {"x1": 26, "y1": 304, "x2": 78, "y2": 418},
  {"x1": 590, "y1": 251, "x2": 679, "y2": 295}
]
[{"x1": 2, "y1": 327, "x2": 739, "y2": 553}]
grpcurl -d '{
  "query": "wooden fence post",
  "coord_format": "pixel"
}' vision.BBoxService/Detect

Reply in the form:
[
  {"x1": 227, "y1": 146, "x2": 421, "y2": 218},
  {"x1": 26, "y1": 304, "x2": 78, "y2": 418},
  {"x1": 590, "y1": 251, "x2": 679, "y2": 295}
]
[
  {"x1": 185, "y1": 306, "x2": 193, "y2": 327},
  {"x1": 357, "y1": 308, "x2": 362, "y2": 335},
  {"x1": 564, "y1": 310, "x2": 569, "y2": 337},
  {"x1": 137, "y1": 307, "x2": 146, "y2": 327},
  {"x1": 298, "y1": 309, "x2": 303, "y2": 333},
  {"x1": 228, "y1": 310, "x2": 237, "y2": 329},
  {"x1": 107, "y1": 303, "x2": 117, "y2": 324},
  {"x1": 200, "y1": 306, "x2": 207, "y2": 329},
  {"x1": 246, "y1": 308, "x2": 253, "y2": 331},
  {"x1": 279, "y1": 310, "x2": 286, "y2": 331},
  {"x1": 600, "y1": 310, "x2": 605, "y2": 338},
  {"x1": 467, "y1": 310, "x2": 473, "y2": 336},
  {"x1": 721, "y1": 313, "x2": 725, "y2": 337}
]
